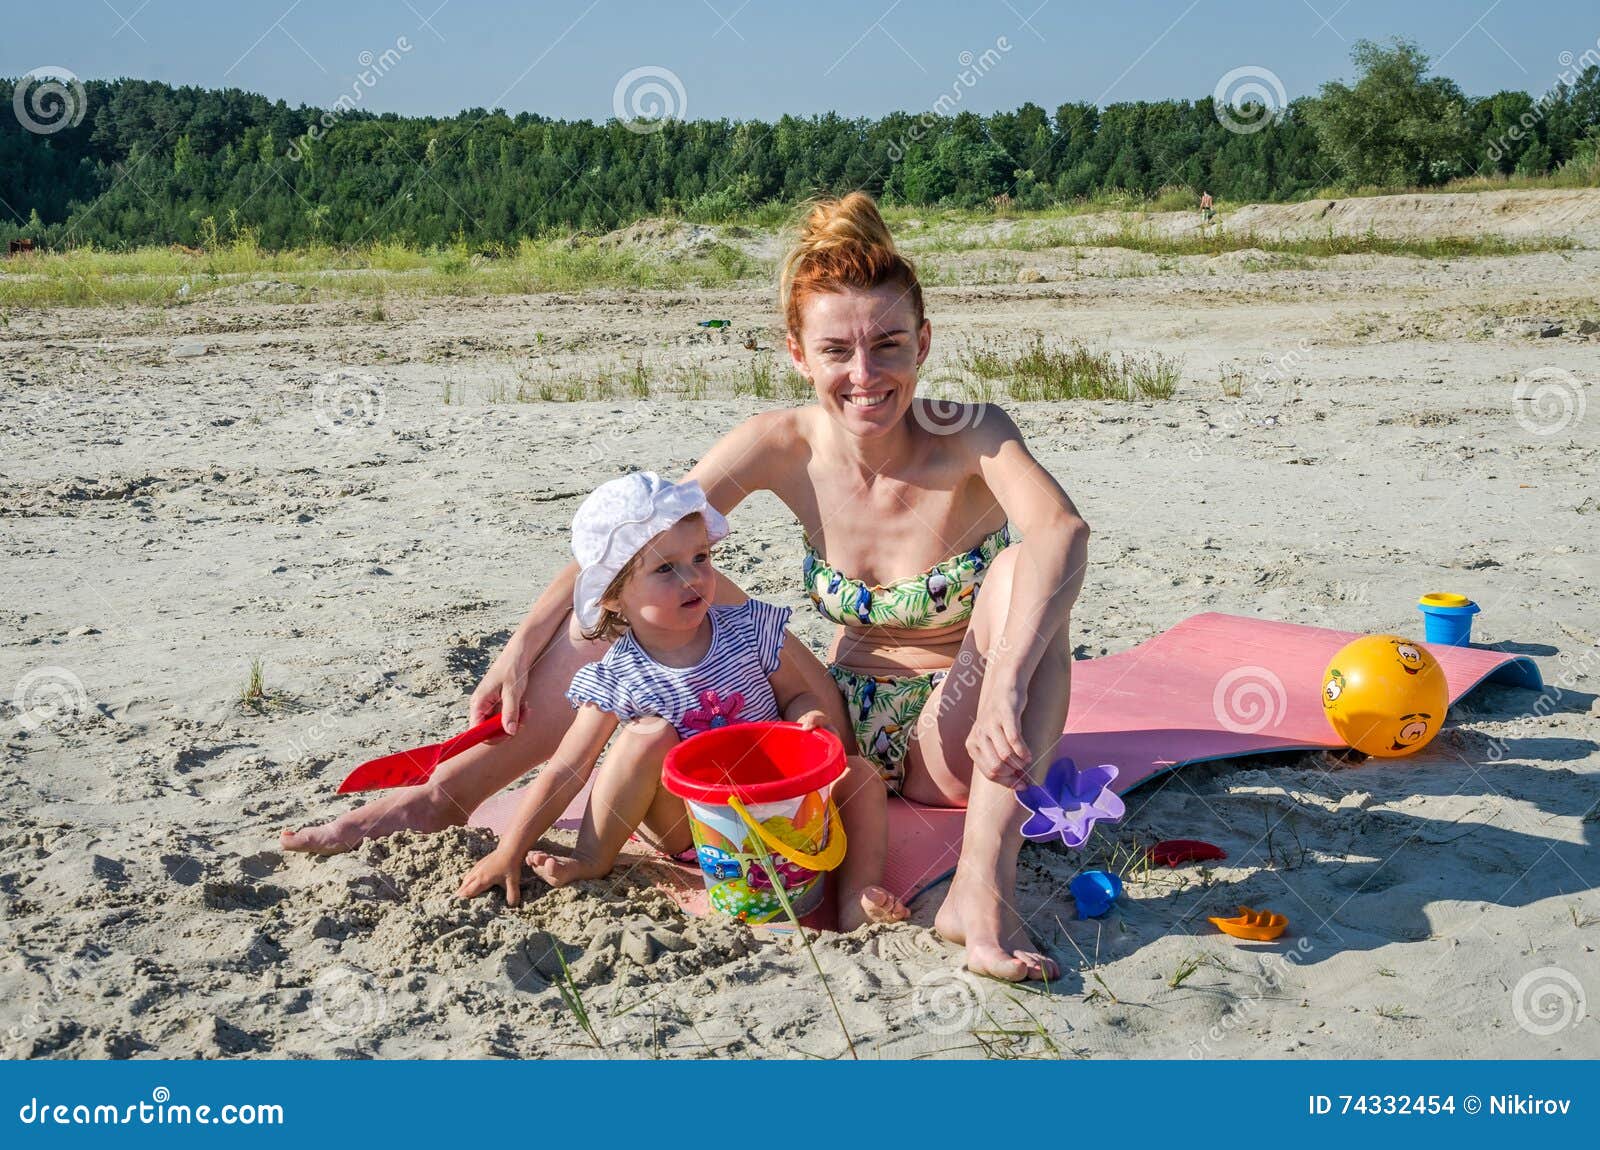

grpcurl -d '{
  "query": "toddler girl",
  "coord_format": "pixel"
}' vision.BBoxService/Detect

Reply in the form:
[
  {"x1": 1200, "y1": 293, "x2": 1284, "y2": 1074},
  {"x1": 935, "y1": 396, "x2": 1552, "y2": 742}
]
[{"x1": 456, "y1": 471, "x2": 907, "y2": 929}]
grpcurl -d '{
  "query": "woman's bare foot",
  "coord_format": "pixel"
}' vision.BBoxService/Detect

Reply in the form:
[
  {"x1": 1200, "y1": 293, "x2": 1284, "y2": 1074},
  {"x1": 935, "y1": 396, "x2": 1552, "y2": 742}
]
[
  {"x1": 280, "y1": 785, "x2": 463, "y2": 855},
  {"x1": 838, "y1": 884, "x2": 910, "y2": 931},
  {"x1": 933, "y1": 874, "x2": 1059, "y2": 982},
  {"x1": 527, "y1": 850, "x2": 608, "y2": 887}
]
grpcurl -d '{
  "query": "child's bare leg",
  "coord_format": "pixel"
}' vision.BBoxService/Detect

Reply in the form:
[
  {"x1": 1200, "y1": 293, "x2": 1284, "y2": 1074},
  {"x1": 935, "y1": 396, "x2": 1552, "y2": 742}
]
[
  {"x1": 833, "y1": 755, "x2": 909, "y2": 930},
  {"x1": 529, "y1": 719, "x2": 687, "y2": 886}
]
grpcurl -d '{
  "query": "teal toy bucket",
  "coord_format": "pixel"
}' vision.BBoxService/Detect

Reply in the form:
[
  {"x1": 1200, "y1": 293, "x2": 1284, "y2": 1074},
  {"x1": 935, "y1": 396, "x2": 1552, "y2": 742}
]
[{"x1": 1417, "y1": 592, "x2": 1479, "y2": 647}]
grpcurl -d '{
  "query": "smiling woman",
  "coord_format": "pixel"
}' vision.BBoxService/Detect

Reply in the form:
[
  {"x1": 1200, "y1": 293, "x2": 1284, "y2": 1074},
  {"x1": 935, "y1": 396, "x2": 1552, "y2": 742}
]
[{"x1": 284, "y1": 191, "x2": 1090, "y2": 981}]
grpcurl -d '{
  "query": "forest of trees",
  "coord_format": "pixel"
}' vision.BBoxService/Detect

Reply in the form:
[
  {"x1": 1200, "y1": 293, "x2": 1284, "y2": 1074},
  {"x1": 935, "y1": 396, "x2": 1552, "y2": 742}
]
[{"x1": 3, "y1": 39, "x2": 1598, "y2": 251}]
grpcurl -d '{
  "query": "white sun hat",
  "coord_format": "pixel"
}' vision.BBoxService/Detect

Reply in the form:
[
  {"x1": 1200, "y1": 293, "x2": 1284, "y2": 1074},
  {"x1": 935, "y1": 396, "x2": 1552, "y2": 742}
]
[{"x1": 571, "y1": 471, "x2": 729, "y2": 629}]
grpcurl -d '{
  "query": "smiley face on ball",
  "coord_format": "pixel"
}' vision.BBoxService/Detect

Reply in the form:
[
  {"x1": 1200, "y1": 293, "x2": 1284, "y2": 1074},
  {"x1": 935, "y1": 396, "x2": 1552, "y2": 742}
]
[
  {"x1": 1389, "y1": 712, "x2": 1433, "y2": 751},
  {"x1": 1323, "y1": 669, "x2": 1346, "y2": 708},
  {"x1": 1392, "y1": 642, "x2": 1425, "y2": 675}
]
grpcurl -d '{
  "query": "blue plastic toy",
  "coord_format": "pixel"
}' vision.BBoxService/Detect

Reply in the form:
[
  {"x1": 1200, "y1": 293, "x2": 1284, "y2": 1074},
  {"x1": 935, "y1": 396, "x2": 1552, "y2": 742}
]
[
  {"x1": 1417, "y1": 592, "x2": 1479, "y2": 646},
  {"x1": 1069, "y1": 870, "x2": 1123, "y2": 918},
  {"x1": 1015, "y1": 757, "x2": 1125, "y2": 848}
]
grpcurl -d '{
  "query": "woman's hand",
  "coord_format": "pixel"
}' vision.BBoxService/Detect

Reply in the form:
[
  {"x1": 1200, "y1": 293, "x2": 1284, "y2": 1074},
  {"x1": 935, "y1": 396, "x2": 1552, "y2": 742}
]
[
  {"x1": 469, "y1": 636, "x2": 532, "y2": 740},
  {"x1": 456, "y1": 846, "x2": 526, "y2": 906},
  {"x1": 966, "y1": 676, "x2": 1032, "y2": 787}
]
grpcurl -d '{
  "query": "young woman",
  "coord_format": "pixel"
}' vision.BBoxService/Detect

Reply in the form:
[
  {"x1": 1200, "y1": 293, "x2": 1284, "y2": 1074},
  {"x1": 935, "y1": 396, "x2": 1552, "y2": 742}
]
[{"x1": 285, "y1": 192, "x2": 1090, "y2": 982}]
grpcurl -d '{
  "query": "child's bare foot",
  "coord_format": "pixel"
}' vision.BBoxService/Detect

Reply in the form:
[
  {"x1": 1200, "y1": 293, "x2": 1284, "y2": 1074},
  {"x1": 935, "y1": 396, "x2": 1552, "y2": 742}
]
[
  {"x1": 933, "y1": 874, "x2": 1059, "y2": 982},
  {"x1": 281, "y1": 785, "x2": 462, "y2": 855},
  {"x1": 527, "y1": 850, "x2": 608, "y2": 887},
  {"x1": 838, "y1": 884, "x2": 910, "y2": 931}
]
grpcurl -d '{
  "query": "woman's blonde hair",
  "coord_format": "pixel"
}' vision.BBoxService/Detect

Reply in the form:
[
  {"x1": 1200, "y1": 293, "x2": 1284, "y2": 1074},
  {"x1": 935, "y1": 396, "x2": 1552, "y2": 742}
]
[
  {"x1": 578, "y1": 511, "x2": 709, "y2": 642},
  {"x1": 779, "y1": 191, "x2": 924, "y2": 337}
]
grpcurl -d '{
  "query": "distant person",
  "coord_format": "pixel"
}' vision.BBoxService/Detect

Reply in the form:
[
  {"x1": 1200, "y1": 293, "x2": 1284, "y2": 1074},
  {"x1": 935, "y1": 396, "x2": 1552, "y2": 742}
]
[{"x1": 1200, "y1": 190, "x2": 1215, "y2": 223}]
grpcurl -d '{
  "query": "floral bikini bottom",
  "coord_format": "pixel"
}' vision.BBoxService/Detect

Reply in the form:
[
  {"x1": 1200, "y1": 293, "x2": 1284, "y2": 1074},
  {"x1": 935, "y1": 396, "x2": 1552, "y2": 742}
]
[
  {"x1": 805, "y1": 524, "x2": 1014, "y2": 791},
  {"x1": 827, "y1": 664, "x2": 947, "y2": 791}
]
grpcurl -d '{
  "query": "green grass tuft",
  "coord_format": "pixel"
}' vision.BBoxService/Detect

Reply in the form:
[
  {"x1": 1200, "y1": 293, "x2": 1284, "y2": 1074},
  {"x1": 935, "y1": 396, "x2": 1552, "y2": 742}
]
[{"x1": 960, "y1": 334, "x2": 1182, "y2": 401}]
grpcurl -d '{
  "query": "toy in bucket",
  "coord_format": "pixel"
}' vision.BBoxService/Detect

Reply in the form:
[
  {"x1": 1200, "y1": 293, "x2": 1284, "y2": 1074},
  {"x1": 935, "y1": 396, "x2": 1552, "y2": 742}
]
[{"x1": 661, "y1": 722, "x2": 848, "y2": 924}]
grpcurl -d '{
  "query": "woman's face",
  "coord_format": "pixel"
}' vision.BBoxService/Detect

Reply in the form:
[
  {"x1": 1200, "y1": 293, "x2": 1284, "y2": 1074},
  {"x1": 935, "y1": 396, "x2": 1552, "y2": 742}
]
[{"x1": 787, "y1": 285, "x2": 930, "y2": 439}]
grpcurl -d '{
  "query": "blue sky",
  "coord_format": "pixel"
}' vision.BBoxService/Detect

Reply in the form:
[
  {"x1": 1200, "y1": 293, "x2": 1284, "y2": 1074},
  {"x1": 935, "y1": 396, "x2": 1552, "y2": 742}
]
[{"x1": 6, "y1": 0, "x2": 1596, "y2": 120}]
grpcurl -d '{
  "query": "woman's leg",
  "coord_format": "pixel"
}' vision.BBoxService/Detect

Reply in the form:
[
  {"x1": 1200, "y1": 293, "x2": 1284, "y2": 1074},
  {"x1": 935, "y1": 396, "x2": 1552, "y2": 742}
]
[
  {"x1": 900, "y1": 544, "x2": 1074, "y2": 981},
  {"x1": 282, "y1": 620, "x2": 610, "y2": 854},
  {"x1": 529, "y1": 718, "x2": 689, "y2": 885}
]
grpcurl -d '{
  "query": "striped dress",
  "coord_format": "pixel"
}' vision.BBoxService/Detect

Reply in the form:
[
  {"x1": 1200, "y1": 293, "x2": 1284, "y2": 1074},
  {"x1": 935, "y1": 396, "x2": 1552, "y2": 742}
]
[{"x1": 565, "y1": 599, "x2": 791, "y2": 739}]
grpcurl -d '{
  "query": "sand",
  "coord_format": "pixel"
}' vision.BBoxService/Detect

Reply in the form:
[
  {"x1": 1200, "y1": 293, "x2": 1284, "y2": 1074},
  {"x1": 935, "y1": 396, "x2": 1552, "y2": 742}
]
[{"x1": 2, "y1": 188, "x2": 1598, "y2": 1059}]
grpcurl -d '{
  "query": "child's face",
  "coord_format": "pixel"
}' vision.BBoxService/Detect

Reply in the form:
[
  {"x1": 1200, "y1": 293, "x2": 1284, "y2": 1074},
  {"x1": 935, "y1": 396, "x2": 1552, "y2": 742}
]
[{"x1": 609, "y1": 516, "x2": 716, "y2": 633}]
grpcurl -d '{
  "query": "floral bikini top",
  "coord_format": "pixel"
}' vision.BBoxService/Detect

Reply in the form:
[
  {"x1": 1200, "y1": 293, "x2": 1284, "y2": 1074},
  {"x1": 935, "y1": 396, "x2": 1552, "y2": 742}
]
[{"x1": 802, "y1": 524, "x2": 1012, "y2": 630}]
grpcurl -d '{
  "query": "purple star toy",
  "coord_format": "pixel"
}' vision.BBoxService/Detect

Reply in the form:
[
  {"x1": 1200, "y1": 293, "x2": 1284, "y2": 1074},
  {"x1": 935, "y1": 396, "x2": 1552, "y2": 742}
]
[{"x1": 1015, "y1": 757, "x2": 1125, "y2": 848}]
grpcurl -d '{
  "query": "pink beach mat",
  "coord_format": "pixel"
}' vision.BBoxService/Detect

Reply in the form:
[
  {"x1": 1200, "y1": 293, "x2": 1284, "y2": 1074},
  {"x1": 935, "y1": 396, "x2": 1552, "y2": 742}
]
[{"x1": 468, "y1": 612, "x2": 1541, "y2": 919}]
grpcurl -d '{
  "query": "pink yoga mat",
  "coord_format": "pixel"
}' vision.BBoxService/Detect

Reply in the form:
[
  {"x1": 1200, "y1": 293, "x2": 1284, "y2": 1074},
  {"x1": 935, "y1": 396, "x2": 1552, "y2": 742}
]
[{"x1": 469, "y1": 612, "x2": 1541, "y2": 918}]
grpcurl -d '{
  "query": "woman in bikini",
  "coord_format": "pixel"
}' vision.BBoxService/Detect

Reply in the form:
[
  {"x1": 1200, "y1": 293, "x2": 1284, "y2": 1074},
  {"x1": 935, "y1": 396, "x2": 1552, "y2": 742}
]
[{"x1": 284, "y1": 192, "x2": 1090, "y2": 982}]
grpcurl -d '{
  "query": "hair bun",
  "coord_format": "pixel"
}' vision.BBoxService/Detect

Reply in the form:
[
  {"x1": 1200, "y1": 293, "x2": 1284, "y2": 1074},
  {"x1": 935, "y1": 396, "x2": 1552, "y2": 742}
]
[
  {"x1": 780, "y1": 191, "x2": 922, "y2": 336},
  {"x1": 798, "y1": 191, "x2": 896, "y2": 253}
]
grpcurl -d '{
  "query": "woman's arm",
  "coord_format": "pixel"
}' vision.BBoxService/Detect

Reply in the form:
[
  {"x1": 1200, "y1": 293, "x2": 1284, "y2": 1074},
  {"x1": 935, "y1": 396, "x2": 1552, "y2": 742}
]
[
  {"x1": 689, "y1": 410, "x2": 804, "y2": 608},
  {"x1": 470, "y1": 560, "x2": 581, "y2": 735},
  {"x1": 969, "y1": 408, "x2": 1091, "y2": 777},
  {"x1": 683, "y1": 409, "x2": 798, "y2": 517},
  {"x1": 694, "y1": 413, "x2": 851, "y2": 742}
]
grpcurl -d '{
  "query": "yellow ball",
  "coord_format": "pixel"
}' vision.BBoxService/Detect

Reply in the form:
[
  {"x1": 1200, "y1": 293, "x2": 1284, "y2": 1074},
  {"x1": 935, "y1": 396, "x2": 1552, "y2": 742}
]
[{"x1": 1321, "y1": 634, "x2": 1449, "y2": 758}]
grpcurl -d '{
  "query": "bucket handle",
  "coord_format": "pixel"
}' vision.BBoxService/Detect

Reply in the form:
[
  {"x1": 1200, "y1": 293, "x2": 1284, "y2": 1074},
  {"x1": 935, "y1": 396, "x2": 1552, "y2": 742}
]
[{"x1": 726, "y1": 796, "x2": 847, "y2": 872}]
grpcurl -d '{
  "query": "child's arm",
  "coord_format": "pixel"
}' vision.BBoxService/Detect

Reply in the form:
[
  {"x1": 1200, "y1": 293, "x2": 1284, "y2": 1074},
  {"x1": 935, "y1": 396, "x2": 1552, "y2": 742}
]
[
  {"x1": 767, "y1": 634, "x2": 847, "y2": 739},
  {"x1": 455, "y1": 703, "x2": 618, "y2": 905}
]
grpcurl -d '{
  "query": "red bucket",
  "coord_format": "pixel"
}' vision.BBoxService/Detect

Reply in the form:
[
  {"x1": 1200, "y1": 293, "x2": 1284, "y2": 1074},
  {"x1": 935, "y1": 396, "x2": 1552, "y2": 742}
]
[{"x1": 662, "y1": 723, "x2": 847, "y2": 922}]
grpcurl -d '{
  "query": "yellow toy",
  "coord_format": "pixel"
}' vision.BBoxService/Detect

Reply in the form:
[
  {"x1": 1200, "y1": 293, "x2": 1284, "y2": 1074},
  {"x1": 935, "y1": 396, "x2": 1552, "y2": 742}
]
[{"x1": 1322, "y1": 634, "x2": 1449, "y2": 757}]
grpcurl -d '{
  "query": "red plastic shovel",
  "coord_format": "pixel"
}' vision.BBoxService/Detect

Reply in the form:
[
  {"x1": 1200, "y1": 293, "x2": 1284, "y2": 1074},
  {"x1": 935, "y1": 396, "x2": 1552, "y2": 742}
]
[{"x1": 336, "y1": 714, "x2": 505, "y2": 794}]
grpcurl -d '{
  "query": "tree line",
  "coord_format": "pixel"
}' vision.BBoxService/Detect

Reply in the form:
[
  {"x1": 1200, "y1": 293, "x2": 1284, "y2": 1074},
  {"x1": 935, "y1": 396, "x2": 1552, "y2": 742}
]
[{"x1": 3, "y1": 39, "x2": 1597, "y2": 251}]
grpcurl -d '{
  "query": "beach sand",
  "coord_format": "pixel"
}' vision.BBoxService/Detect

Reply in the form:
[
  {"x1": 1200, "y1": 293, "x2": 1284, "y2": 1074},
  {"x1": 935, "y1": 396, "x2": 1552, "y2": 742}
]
[{"x1": 2, "y1": 189, "x2": 1598, "y2": 1058}]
